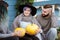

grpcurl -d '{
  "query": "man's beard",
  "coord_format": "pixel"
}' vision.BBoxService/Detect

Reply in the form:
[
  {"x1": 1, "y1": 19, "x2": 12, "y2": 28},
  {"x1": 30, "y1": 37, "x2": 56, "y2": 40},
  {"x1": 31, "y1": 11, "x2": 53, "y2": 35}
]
[{"x1": 42, "y1": 13, "x2": 49, "y2": 17}]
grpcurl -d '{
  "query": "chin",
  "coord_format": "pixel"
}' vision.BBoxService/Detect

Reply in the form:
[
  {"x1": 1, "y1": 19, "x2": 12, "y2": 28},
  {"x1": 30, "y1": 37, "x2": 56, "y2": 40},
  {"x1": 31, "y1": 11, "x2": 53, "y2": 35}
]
[
  {"x1": 42, "y1": 13, "x2": 49, "y2": 17},
  {"x1": 25, "y1": 15, "x2": 29, "y2": 16}
]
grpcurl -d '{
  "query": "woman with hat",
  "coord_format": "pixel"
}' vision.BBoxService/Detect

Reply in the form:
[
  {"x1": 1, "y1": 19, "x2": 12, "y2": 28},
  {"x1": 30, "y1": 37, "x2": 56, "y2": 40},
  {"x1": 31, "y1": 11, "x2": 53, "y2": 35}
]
[{"x1": 13, "y1": 4, "x2": 42, "y2": 40}]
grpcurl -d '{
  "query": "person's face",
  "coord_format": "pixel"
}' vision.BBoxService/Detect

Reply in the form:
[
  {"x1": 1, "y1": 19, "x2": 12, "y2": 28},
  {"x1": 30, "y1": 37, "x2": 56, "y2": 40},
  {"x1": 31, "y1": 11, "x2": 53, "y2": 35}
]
[
  {"x1": 42, "y1": 8, "x2": 52, "y2": 17},
  {"x1": 23, "y1": 7, "x2": 31, "y2": 16}
]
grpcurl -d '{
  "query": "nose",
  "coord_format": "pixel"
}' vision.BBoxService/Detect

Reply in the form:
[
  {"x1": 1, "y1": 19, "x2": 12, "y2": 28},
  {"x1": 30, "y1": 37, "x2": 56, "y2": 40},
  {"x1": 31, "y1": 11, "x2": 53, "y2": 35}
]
[{"x1": 43, "y1": 10, "x2": 46, "y2": 13}]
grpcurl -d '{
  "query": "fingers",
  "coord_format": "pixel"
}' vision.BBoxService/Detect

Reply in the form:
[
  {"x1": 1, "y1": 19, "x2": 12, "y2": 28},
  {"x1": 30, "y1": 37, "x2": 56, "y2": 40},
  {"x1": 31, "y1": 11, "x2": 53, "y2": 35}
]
[
  {"x1": 14, "y1": 31, "x2": 22, "y2": 37},
  {"x1": 36, "y1": 28, "x2": 41, "y2": 34}
]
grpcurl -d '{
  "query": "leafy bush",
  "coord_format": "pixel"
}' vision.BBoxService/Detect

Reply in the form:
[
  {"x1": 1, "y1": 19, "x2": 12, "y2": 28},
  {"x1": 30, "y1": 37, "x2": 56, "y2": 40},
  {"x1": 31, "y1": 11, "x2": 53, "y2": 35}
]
[{"x1": 57, "y1": 27, "x2": 60, "y2": 32}]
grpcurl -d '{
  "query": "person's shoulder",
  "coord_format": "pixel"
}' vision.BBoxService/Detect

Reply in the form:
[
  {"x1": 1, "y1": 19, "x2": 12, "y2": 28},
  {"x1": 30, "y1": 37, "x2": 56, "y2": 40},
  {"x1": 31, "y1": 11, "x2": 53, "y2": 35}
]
[
  {"x1": 52, "y1": 14, "x2": 57, "y2": 19},
  {"x1": 51, "y1": 14, "x2": 58, "y2": 20},
  {"x1": 36, "y1": 14, "x2": 41, "y2": 18},
  {"x1": 15, "y1": 14, "x2": 22, "y2": 18}
]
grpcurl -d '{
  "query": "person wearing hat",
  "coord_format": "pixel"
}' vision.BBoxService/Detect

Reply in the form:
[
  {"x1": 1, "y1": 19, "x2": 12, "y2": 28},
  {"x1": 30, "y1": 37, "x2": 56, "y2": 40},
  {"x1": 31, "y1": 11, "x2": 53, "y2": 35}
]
[
  {"x1": 36, "y1": 4, "x2": 58, "y2": 40},
  {"x1": 13, "y1": 4, "x2": 42, "y2": 40},
  {"x1": 0, "y1": 0, "x2": 20, "y2": 40}
]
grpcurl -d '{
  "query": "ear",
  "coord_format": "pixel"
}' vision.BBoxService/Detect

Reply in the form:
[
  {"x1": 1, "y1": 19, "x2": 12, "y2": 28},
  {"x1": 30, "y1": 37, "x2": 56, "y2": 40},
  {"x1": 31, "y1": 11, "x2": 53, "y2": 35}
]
[
  {"x1": 41, "y1": 6, "x2": 43, "y2": 10},
  {"x1": 52, "y1": 5, "x2": 55, "y2": 14}
]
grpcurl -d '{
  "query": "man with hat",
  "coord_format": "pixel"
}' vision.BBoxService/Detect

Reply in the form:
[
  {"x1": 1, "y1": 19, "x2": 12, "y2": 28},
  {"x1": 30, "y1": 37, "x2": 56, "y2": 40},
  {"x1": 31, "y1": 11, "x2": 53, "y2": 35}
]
[
  {"x1": 36, "y1": 4, "x2": 58, "y2": 40},
  {"x1": 13, "y1": 4, "x2": 42, "y2": 40}
]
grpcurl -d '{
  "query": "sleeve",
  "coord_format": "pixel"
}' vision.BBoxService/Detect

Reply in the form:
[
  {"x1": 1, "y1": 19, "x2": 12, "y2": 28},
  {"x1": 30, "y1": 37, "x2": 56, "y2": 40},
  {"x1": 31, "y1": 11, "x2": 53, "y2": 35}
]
[
  {"x1": 0, "y1": 33, "x2": 13, "y2": 38},
  {"x1": 0, "y1": 16, "x2": 13, "y2": 38},
  {"x1": 33, "y1": 17, "x2": 41, "y2": 28},
  {"x1": 7, "y1": 27, "x2": 12, "y2": 33},
  {"x1": 13, "y1": 16, "x2": 20, "y2": 29},
  {"x1": 52, "y1": 15, "x2": 58, "y2": 28},
  {"x1": 33, "y1": 17, "x2": 43, "y2": 33}
]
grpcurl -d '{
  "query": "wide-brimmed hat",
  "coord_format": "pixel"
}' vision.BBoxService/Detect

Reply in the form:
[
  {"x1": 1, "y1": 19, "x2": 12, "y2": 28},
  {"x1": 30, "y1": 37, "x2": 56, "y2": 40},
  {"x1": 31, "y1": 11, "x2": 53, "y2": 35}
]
[{"x1": 18, "y1": 4, "x2": 37, "y2": 16}]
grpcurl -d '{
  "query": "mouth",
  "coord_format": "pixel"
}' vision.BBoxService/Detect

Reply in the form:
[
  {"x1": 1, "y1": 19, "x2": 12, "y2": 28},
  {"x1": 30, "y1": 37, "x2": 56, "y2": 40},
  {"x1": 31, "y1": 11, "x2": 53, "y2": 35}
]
[{"x1": 42, "y1": 13, "x2": 49, "y2": 17}]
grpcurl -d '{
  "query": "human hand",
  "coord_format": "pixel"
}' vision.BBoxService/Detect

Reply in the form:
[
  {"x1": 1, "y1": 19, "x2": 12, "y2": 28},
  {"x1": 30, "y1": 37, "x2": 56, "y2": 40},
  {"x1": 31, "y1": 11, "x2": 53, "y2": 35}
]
[
  {"x1": 11, "y1": 30, "x2": 22, "y2": 37},
  {"x1": 35, "y1": 28, "x2": 41, "y2": 34}
]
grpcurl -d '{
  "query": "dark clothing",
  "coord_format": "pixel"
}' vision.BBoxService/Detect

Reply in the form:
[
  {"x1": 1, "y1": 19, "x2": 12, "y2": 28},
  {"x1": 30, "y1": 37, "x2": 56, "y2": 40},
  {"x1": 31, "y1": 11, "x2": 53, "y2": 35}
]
[
  {"x1": 19, "y1": 34, "x2": 39, "y2": 40},
  {"x1": 0, "y1": 37, "x2": 18, "y2": 40}
]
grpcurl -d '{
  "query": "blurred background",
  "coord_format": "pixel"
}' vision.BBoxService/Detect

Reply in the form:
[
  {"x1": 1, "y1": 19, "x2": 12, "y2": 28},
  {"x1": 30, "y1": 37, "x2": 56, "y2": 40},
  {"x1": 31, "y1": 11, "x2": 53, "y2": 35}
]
[
  {"x1": 1, "y1": 0, "x2": 60, "y2": 40},
  {"x1": 3, "y1": 0, "x2": 60, "y2": 29}
]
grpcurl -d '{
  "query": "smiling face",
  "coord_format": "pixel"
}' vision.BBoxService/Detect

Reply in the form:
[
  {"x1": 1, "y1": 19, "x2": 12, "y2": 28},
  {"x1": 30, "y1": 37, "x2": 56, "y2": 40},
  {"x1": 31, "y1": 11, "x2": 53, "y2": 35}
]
[
  {"x1": 23, "y1": 7, "x2": 31, "y2": 17},
  {"x1": 42, "y1": 5, "x2": 52, "y2": 18}
]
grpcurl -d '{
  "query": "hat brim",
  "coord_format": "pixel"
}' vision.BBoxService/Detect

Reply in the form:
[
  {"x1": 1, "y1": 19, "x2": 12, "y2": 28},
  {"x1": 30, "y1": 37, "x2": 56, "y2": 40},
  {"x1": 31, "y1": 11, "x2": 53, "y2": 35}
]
[{"x1": 18, "y1": 5, "x2": 37, "y2": 16}]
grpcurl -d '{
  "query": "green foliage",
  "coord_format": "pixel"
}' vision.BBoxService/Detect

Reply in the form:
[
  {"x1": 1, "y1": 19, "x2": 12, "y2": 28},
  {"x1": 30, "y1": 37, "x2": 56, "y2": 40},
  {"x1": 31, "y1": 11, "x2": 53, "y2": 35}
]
[
  {"x1": 15, "y1": 0, "x2": 34, "y2": 9},
  {"x1": 57, "y1": 27, "x2": 60, "y2": 31}
]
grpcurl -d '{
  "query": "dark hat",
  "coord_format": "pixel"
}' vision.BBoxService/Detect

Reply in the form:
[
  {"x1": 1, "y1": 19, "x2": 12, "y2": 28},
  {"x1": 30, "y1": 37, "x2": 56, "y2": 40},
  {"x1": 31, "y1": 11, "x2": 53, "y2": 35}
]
[{"x1": 18, "y1": 4, "x2": 37, "y2": 16}]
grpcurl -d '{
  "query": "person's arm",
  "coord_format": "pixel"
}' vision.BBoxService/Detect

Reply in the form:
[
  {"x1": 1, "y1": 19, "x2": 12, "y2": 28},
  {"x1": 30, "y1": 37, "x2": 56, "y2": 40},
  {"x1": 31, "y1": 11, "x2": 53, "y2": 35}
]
[
  {"x1": 13, "y1": 16, "x2": 19, "y2": 29},
  {"x1": 0, "y1": 32, "x2": 15, "y2": 38},
  {"x1": 33, "y1": 17, "x2": 43, "y2": 33},
  {"x1": 0, "y1": 25, "x2": 15, "y2": 38},
  {"x1": 52, "y1": 15, "x2": 58, "y2": 28}
]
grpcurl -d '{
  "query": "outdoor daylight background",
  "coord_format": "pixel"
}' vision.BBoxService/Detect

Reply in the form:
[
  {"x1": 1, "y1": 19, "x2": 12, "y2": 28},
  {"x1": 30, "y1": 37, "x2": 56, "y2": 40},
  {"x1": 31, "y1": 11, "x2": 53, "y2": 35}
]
[{"x1": 2, "y1": 0, "x2": 60, "y2": 40}]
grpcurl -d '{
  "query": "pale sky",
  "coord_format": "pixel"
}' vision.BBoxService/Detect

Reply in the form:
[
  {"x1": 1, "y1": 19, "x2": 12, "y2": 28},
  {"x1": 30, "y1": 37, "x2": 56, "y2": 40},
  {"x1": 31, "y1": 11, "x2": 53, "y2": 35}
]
[{"x1": 34, "y1": 0, "x2": 49, "y2": 2}]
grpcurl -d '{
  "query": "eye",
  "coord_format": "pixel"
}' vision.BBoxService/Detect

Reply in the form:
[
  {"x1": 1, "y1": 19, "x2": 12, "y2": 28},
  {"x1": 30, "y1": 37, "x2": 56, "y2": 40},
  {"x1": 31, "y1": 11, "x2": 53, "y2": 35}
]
[{"x1": 23, "y1": 8, "x2": 27, "y2": 11}]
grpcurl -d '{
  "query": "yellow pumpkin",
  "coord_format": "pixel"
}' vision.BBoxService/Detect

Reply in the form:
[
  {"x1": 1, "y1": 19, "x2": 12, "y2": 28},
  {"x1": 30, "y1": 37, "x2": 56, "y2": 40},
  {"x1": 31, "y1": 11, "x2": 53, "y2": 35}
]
[
  {"x1": 26, "y1": 24, "x2": 39, "y2": 35},
  {"x1": 15, "y1": 28, "x2": 26, "y2": 37}
]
